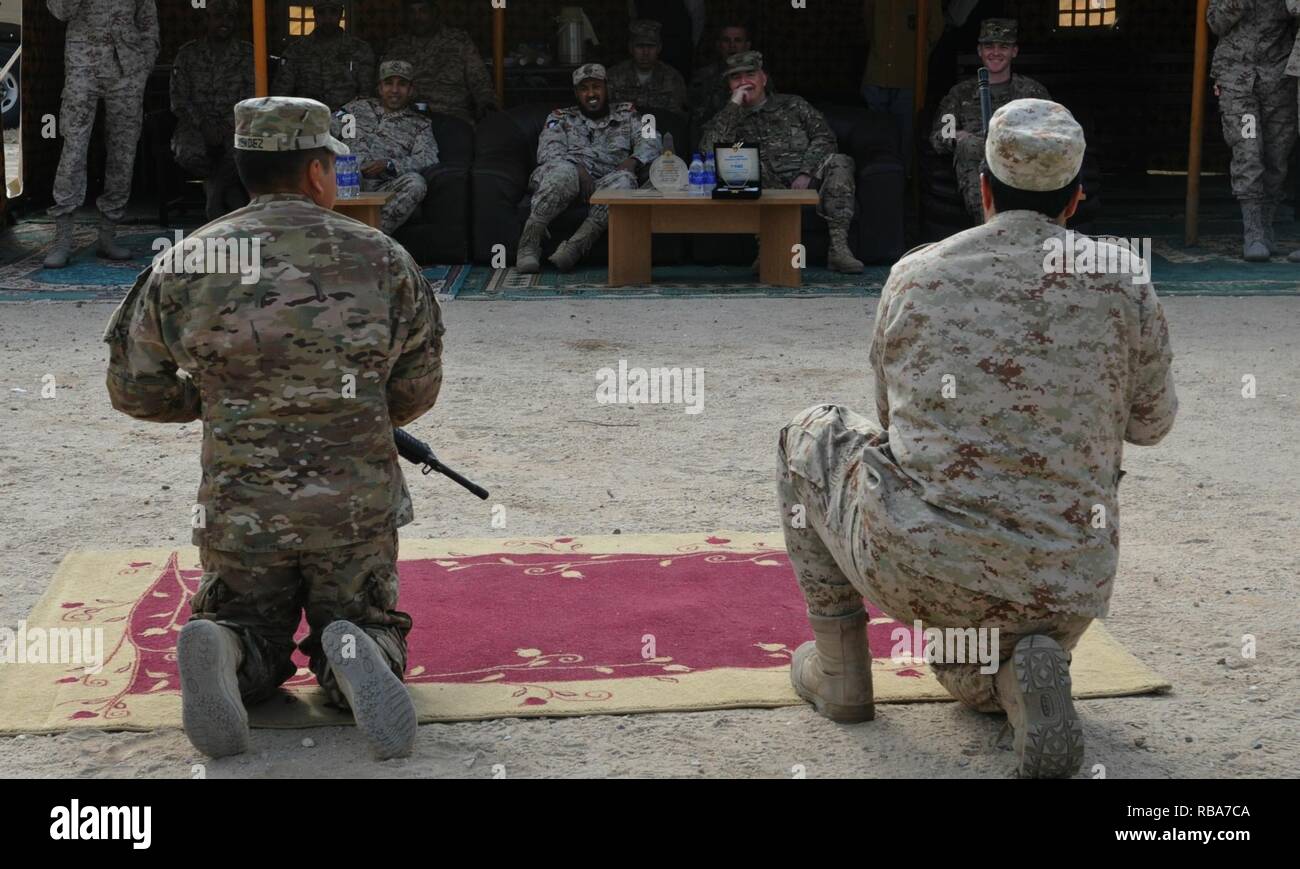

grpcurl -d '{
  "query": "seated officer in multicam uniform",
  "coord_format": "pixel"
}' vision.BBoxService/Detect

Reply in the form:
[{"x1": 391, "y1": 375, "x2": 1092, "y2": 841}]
[
  {"x1": 105, "y1": 96, "x2": 444, "y2": 761},
  {"x1": 335, "y1": 60, "x2": 440, "y2": 235},
  {"x1": 515, "y1": 64, "x2": 662, "y2": 274},
  {"x1": 699, "y1": 51, "x2": 865, "y2": 274},
  {"x1": 606, "y1": 20, "x2": 690, "y2": 115},
  {"x1": 778, "y1": 100, "x2": 1176, "y2": 778}
]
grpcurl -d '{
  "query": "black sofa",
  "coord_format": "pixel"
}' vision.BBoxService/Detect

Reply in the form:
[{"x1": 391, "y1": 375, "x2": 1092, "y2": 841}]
[
  {"x1": 470, "y1": 103, "x2": 692, "y2": 265},
  {"x1": 391, "y1": 111, "x2": 474, "y2": 265}
]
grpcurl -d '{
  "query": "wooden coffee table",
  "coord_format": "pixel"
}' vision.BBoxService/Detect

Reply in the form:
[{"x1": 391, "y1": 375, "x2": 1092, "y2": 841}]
[
  {"x1": 588, "y1": 189, "x2": 821, "y2": 288},
  {"x1": 332, "y1": 192, "x2": 394, "y2": 230}
]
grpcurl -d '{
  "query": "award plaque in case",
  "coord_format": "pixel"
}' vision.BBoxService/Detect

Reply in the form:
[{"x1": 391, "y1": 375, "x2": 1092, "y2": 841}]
[{"x1": 712, "y1": 143, "x2": 761, "y2": 200}]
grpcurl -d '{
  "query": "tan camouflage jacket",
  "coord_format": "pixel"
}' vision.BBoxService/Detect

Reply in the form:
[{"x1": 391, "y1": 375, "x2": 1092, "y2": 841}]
[
  {"x1": 699, "y1": 94, "x2": 839, "y2": 184},
  {"x1": 105, "y1": 194, "x2": 444, "y2": 553},
  {"x1": 607, "y1": 60, "x2": 689, "y2": 114},
  {"x1": 170, "y1": 37, "x2": 255, "y2": 135},
  {"x1": 47, "y1": 0, "x2": 160, "y2": 78},
  {"x1": 535, "y1": 103, "x2": 662, "y2": 178},
  {"x1": 1209, "y1": 0, "x2": 1295, "y2": 87},
  {"x1": 273, "y1": 30, "x2": 376, "y2": 112},
  {"x1": 866, "y1": 210, "x2": 1178, "y2": 617},
  {"x1": 337, "y1": 98, "x2": 440, "y2": 175},
  {"x1": 929, "y1": 74, "x2": 1051, "y2": 155},
  {"x1": 383, "y1": 27, "x2": 498, "y2": 124}
]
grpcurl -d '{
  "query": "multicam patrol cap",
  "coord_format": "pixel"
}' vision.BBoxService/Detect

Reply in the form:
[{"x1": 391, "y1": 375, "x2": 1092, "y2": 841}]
[
  {"x1": 630, "y1": 19, "x2": 663, "y2": 46},
  {"x1": 985, "y1": 98, "x2": 1085, "y2": 191},
  {"x1": 234, "y1": 97, "x2": 351, "y2": 155},
  {"x1": 573, "y1": 63, "x2": 606, "y2": 86},
  {"x1": 379, "y1": 59, "x2": 414, "y2": 81},
  {"x1": 723, "y1": 50, "x2": 764, "y2": 78},
  {"x1": 979, "y1": 18, "x2": 1018, "y2": 44}
]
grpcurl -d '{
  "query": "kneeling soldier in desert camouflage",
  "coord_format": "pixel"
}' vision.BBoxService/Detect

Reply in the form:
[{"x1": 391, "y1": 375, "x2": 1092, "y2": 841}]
[
  {"x1": 336, "y1": 60, "x2": 440, "y2": 235},
  {"x1": 778, "y1": 100, "x2": 1177, "y2": 778},
  {"x1": 105, "y1": 97, "x2": 445, "y2": 760},
  {"x1": 516, "y1": 64, "x2": 662, "y2": 273}
]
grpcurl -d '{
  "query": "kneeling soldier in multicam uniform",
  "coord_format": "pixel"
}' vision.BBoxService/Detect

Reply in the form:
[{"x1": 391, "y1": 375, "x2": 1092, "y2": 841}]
[
  {"x1": 699, "y1": 51, "x2": 864, "y2": 274},
  {"x1": 336, "y1": 60, "x2": 440, "y2": 235},
  {"x1": 105, "y1": 97, "x2": 445, "y2": 760},
  {"x1": 777, "y1": 100, "x2": 1177, "y2": 778},
  {"x1": 516, "y1": 63, "x2": 662, "y2": 274}
]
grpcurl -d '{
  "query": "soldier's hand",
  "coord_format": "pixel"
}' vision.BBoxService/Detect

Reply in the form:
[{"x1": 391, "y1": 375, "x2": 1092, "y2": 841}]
[
  {"x1": 577, "y1": 165, "x2": 595, "y2": 200},
  {"x1": 616, "y1": 157, "x2": 639, "y2": 176},
  {"x1": 1214, "y1": 83, "x2": 1221, "y2": 98},
  {"x1": 361, "y1": 160, "x2": 387, "y2": 178},
  {"x1": 791, "y1": 174, "x2": 814, "y2": 190},
  {"x1": 731, "y1": 84, "x2": 756, "y2": 107},
  {"x1": 956, "y1": 130, "x2": 973, "y2": 143}
]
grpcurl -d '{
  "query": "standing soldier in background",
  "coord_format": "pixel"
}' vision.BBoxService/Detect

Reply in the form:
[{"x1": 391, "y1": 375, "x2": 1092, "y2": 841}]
[
  {"x1": 700, "y1": 51, "x2": 865, "y2": 274},
  {"x1": 43, "y1": 0, "x2": 159, "y2": 269},
  {"x1": 778, "y1": 100, "x2": 1176, "y2": 778},
  {"x1": 607, "y1": 20, "x2": 689, "y2": 115},
  {"x1": 689, "y1": 21, "x2": 752, "y2": 133},
  {"x1": 384, "y1": 0, "x2": 498, "y2": 125},
  {"x1": 104, "y1": 97, "x2": 445, "y2": 761},
  {"x1": 929, "y1": 19, "x2": 1049, "y2": 223},
  {"x1": 629, "y1": 0, "x2": 705, "y2": 81},
  {"x1": 273, "y1": 0, "x2": 375, "y2": 112},
  {"x1": 336, "y1": 61, "x2": 440, "y2": 235},
  {"x1": 1209, "y1": 0, "x2": 1297, "y2": 261},
  {"x1": 515, "y1": 64, "x2": 661, "y2": 274},
  {"x1": 862, "y1": 0, "x2": 943, "y2": 175},
  {"x1": 171, "y1": 0, "x2": 255, "y2": 221}
]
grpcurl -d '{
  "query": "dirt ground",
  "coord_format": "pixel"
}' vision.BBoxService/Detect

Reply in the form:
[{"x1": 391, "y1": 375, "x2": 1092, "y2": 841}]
[{"x1": 0, "y1": 296, "x2": 1296, "y2": 779}]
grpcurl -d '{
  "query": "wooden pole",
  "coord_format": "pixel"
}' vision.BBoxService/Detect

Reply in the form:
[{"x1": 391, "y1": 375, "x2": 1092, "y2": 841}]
[
  {"x1": 253, "y1": 0, "x2": 269, "y2": 97},
  {"x1": 493, "y1": 5, "x2": 506, "y2": 107},
  {"x1": 1185, "y1": 0, "x2": 1210, "y2": 246}
]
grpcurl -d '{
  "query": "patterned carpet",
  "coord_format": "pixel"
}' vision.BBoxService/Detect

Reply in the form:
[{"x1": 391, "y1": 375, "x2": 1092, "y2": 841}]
[{"x1": 2, "y1": 216, "x2": 1298, "y2": 301}]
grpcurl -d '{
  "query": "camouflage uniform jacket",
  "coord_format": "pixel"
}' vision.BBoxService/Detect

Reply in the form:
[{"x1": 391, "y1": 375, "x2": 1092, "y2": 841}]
[
  {"x1": 699, "y1": 94, "x2": 839, "y2": 184},
  {"x1": 688, "y1": 60, "x2": 729, "y2": 127},
  {"x1": 104, "y1": 194, "x2": 445, "y2": 553},
  {"x1": 273, "y1": 30, "x2": 376, "y2": 111},
  {"x1": 607, "y1": 60, "x2": 689, "y2": 114},
  {"x1": 1209, "y1": 0, "x2": 1295, "y2": 87},
  {"x1": 535, "y1": 103, "x2": 661, "y2": 177},
  {"x1": 929, "y1": 75, "x2": 1051, "y2": 155},
  {"x1": 338, "y1": 98, "x2": 440, "y2": 175},
  {"x1": 866, "y1": 210, "x2": 1178, "y2": 617},
  {"x1": 47, "y1": 0, "x2": 160, "y2": 77},
  {"x1": 170, "y1": 37, "x2": 255, "y2": 134},
  {"x1": 383, "y1": 27, "x2": 497, "y2": 123}
]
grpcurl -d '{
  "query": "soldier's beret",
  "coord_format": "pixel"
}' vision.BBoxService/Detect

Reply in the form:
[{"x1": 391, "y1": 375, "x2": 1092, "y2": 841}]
[
  {"x1": 979, "y1": 18, "x2": 1018, "y2": 44},
  {"x1": 234, "y1": 97, "x2": 350, "y2": 155},
  {"x1": 985, "y1": 98, "x2": 1085, "y2": 192},
  {"x1": 723, "y1": 50, "x2": 763, "y2": 78},
  {"x1": 630, "y1": 20, "x2": 663, "y2": 46},
  {"x1": 379, "y1": 60, "x2": 415, "y2": 82},
  {"x1": 573, "y1": 63, "x2": 607, "y2": 85}
]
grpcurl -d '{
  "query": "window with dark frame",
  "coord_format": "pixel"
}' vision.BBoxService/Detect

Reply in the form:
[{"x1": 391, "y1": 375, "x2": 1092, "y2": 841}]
[
  {"x1": 287, "y1": 4, "x2": 350, "y2": 37},
  {"x1": 1058, "y1": 0, "x2": 1118, "y2": 29}
]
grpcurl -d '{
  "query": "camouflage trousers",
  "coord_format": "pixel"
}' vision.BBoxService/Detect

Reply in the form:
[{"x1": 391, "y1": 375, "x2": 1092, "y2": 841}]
[
  {"x1": 49, "y1": 61, "x2": 151, "y2": 222},
  {"x1": 172, "y1": 129, "x2": 246, "y2": 222},
  {"x1": 777, "y1": 404, "x2": 1092, "y2": 712},
  {"x1": 1218, "y1": 79, "x2": 1297, "y2": 202},
  {"x1": 527, "y1": 160, "x2": 639, "y2": 230},
  {"x1": 190, "y1": 530, "x2": 413, "y2": 709},
  {"x1": 362, "y1": 172, "x2": 428, "y2": 235},
  {"x1": 770, "y1": 153, "x2": 857, "y2": 229},
  {"x1": 954, "y1": 134, "x2": 987, "y2": 221}
]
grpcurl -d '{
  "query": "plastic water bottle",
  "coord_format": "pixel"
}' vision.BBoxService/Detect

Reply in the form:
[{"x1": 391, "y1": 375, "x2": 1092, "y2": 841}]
[
  {"x1": 689, "y1": 152, "x2": 705, "y2": 196},
  {"x1": 336, "y1": 155, "x2": 360, "y2": 199},
  {"x1": 703, "y1": 153, "x2": 716, "y2": 193}
]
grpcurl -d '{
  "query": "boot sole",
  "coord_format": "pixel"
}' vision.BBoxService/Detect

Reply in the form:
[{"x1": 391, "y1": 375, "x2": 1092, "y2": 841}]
[
  {"x1": 790, "y1": 641, "x2": 874, "y2": 723},
  {"x1": 177, "y1": 620, "x2": 250, "y2": 758},
  {"x1": 1009, "y1": 636, "x2": 1083, "y2": 778},
  {"x1": 322, "y1": 620, "x2": 417, "y2": 760}
]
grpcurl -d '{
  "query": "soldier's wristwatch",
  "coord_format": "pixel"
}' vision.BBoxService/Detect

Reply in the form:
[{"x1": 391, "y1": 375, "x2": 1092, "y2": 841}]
[{"x1": 386, "y1": 159, "x2": 397, "y2": 176}]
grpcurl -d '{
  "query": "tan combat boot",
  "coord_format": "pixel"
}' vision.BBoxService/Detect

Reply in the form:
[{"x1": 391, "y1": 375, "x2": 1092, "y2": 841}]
[
  {"x1": 1241, "y1": 201, "x2": 1270, "y2": 262},
  {"x1": 548, "y1": 218, "x2": 603, "y2": 272},
  {"x1": 322, "y1": 620, "x2": 417, "y2": 759},
  {"x1": 42, "y1": 217, "x2": 76, "y2": 269},
  {"x1": 97, "y1": 217, "x2": 132, "y2": 261},
  {"x1": 994, "y1": 635, "x2": 1084, "y2": 778},
  {"x1": 1261, "y1": 202, "x2": 1278, "y2": 256},
  {"x1": 515, "y1": 218, "x2": 548, "y2": 274},
  {"x1": 177, "y1": 620, "x2": 250, "y2": 758},
  {"x1": 790, "y1": 609, "x2": 875, "y2": 723},
  {"x1": 828, "y1": 226, "x2": 864, "y2": 273}
]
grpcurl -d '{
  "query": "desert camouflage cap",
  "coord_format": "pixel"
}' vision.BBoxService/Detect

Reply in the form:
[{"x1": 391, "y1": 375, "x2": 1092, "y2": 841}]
[
  {"x1": 379, "y1": 60, "x2": 415, "y2": 81},
  {"x1": 985, "y1": 98, "x2": 1084, "y2": 192},
  {"x1": 234, "y1": 97, "x2": 350, "y2": 155},
  {"x1": 573, "y1": 63, "x2": 606, "y2": 85},
  {"x1": 630, "y1": 19, "x2": 662, "y2": 46},
  {"x1": 723, "y1": 50, "x2": 763, "y2": 78},
  {"x1": 979, "y1": 18, "x2": 1018, "y2": 44}
]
